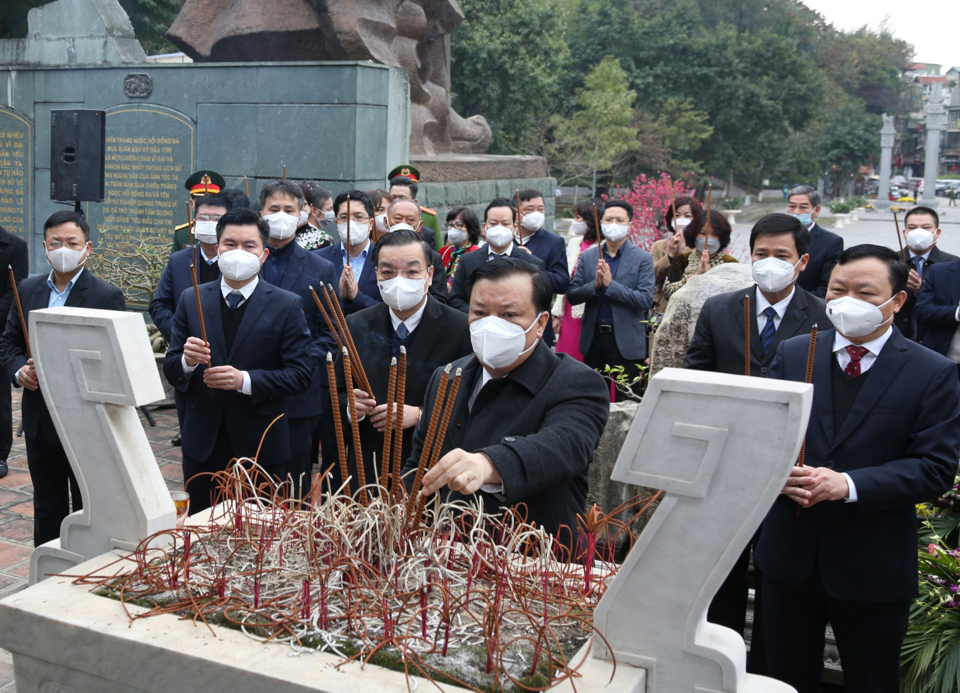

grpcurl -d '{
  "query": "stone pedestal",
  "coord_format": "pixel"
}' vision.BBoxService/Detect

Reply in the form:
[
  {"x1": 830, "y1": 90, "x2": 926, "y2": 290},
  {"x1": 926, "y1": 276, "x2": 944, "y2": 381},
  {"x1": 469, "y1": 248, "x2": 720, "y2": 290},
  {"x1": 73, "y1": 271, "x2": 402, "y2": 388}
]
[{"x1": 922, "y1": 84, "x2": 946, "y2": 208}]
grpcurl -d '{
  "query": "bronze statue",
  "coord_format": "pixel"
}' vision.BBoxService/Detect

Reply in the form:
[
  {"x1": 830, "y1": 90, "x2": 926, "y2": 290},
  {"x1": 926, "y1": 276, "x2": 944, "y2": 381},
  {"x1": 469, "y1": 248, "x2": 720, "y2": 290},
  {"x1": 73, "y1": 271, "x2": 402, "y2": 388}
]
[{"x1": 166, "y1": 0, "x2": 491, "y2": 154}]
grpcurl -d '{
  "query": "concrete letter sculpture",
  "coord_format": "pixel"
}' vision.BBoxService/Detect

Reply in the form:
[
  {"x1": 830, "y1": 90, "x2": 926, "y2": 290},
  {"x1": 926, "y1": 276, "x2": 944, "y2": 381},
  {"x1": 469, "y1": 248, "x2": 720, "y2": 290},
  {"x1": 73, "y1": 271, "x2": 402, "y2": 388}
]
[
  {"x1": 591, "y1": 368, "x2": 811, "y2": 693},
  {"x1": 29, "y1": 307, "x2": 175, "y2": 584}
]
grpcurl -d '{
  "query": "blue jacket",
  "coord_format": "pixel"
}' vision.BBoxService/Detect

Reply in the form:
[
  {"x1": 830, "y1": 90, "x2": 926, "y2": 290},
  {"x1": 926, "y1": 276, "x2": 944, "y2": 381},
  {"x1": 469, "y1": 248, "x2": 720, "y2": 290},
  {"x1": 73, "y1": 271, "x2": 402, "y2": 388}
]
[
  {"x1": 164, "y1": 280, "x2": 312, "y2": 468},
  {"x1": 268, "y1": 242, "x2": 339, "y2": 419},
  {"x1": 915, "y1": 258, "x2": 960, "y2": 356},
  {"x1": 150, "y1": 244, "x2": 220, "y2": 341},
  {"x1": 314, "y1": 243, "x2": 380, "y2": 314},
  {"x1": 757, "y1": 327, "x2": 960, "y2": 602},
  {"x1": 567, "y1": 240, "x2": 656, "y2": 361},
  {"x1": 523, "y1": 228, "x2": 569, "y2": 295}
]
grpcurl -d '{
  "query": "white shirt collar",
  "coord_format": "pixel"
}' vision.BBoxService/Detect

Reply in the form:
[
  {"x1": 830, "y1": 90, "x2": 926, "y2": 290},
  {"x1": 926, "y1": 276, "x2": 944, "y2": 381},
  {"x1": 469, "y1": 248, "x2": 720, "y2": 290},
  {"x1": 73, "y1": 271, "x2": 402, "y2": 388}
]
[
  {"x1": 488, "y1": 242, "x2": 514, "y2": 257},
  {"x1": 833, "y1": 325, "x2": 893, "y2": 359},
  {"x1": 909, "y1": 248, "x2": 933, "y2": 262},
  {"x1": 221, "y1": 275, "x2": 259, "y2": 301},
  {"x1": 755, "y1": 286, "x2": 796, "y2": 319},
  {"x1": 389, "y1": 297, "x2": 428, "y2": 334},
  {"x1": 340, "y1": 239, "x2": 371, "y2": 257},
  {"x1": 200, "y1": 246, "x2": 218, "y2": 263}
]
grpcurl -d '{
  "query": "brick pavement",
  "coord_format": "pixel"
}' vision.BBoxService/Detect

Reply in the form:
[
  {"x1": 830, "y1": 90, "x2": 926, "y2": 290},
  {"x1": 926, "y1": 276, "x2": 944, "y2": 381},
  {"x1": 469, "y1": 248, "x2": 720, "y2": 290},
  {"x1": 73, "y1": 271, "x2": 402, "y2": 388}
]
[{"x1": 0, "y1": 392, "x2": 183, "y2": 692}]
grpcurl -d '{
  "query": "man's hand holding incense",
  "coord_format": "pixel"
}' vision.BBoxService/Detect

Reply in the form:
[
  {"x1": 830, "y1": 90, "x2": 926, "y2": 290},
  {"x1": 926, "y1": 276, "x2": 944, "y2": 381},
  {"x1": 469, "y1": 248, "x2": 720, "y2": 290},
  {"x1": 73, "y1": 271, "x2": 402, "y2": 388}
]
[
  {"x1": 421, "y1": 449, "x2": 501, "y2": 496},
  {"x1": 352, "y1": 389, "x2": 377, "y2": 419},
  {"x1": 203, "y1": 366, "x2": 244, "y2": 391},
  {"x1": 183, "y1": 336, "x2": 210, "y2": 367},
  {"x1": 782, "y1": 465, "x2": 849, "y2": 507},
  {"x1": 339, "y1": 267, "x2": 358, "y2": 302},
  {"x1": 18, "y1": 358, "x2": 38, "y2": 391},
  {"x1": 369, "y1": 402, "x2": 420, "y2": 431}
]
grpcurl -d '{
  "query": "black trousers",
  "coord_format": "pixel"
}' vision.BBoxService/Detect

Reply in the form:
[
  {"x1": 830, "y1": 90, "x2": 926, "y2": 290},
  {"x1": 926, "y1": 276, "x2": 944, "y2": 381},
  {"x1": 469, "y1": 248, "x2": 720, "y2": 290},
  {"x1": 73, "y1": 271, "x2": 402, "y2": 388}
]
[
  {"x1": 762, "y1": 569, "x2": 909, "y2": 693},
  {"x1": 583, "y1": 328, "x2": 643, "y2": 402},
  {"x1": 26, "y1": 429, "x2": 82, "y2": 546},
  {"x1": 0, "y1": 375, "x2": 11, "y2": 461},
  {"x1": 286, "y1": 415, "x2": 320, "y2": 500}
]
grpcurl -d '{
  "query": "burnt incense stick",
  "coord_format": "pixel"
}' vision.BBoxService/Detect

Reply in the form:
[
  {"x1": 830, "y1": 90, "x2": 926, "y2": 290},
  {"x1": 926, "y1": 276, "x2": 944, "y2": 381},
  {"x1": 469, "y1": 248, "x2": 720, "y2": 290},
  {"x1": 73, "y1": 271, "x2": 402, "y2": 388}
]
[
  {"x1": 8, "y1": 266, "x2": 29, "y2": 359},
  {"x1": 326, "y1": 353, "x2": 350, "y2": 496},
  {"x1": 343, "y1": 348, "x2": 367, "y2": 505},
  {"x1": 744, "y1": 294, "x2": 751, "y2": 377}
]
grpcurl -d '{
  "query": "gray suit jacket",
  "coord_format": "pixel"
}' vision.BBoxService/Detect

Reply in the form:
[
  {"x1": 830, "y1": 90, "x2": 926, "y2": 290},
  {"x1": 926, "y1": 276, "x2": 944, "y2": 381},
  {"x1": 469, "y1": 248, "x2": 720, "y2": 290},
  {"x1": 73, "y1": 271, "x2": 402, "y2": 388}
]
[{"x1": 567, "y1": 240, "x2": 655, "y2": 361}]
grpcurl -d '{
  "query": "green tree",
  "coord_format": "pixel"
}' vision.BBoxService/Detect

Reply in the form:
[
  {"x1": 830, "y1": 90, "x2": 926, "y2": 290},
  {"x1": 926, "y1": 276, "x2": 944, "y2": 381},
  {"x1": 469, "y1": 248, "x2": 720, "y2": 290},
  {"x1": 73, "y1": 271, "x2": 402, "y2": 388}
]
[
  {"x1": 546, "y1": 57, "x2": 639, "y2": 193},
  {"x1": 815, "y1": 105, "x2": 880, "y2": 196},
  {"x1": 451, "y1": 0, "x2": 570, "y2": 153}
]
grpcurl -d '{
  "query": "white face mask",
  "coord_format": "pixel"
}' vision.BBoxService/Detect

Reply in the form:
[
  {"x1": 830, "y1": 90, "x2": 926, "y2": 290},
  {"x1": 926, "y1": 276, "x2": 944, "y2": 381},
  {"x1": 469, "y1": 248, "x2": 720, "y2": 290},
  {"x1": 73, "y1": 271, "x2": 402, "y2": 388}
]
[
  {"x1": 826, "y1": 295, "x2": 895, "y2": 338},
  {"x1": 379, "y1": 275, "x2": 427, "y2": 312},
  {"x1": 447, "y1": 228, "x2": 468, "y2": 246},
  {"x1": 752, "y1": 257, "x2": 801, "y2": 294},
  {"x1": 696, "y1": 237, "x2": 721, "y2": 254},
  {"x1": 520, "y1": 210, "x2": 545, "y2": 232},
  {"x1": 389, "y1": 222, "x2": 416, "y2": 233},
  {"x1": 570, "y1": 220, "x2": 588, "y2": 236},
  {"x1": 470, "y1": 313, "x2": 544, "y2": 369},
  {"x1": 46, "y1": 244, "x2": 88, "y2": 274},
  {"x1": 217, "y1": 248, "x2": 264, "y2": 282},
  {"x1": 323, "y1": 210, "x2": 336, "y2": 222},
  {"x1": 906, "y1": 229, "x2": 936, "y2": 253},
  {"x1": 602, "y1": 223, "x2": 630, "y2": 243},
  {"x1": 264, "y1": 211, "x2": 299, "y2": 240},
  {"x1": 675, "y1": 217, "x2": 692, "y2": 231},
  {"x1": 485, "y1": 224, "x2": 513, "y2": 248},
  {"x1": 338, "y1": 220, "x2": 370, "y2": 247},
  {"x1": 194, "y1": 220, "x2": 219, "y2": 245},
  {"x1": 298, "y1": 209, "x2": 309, "y2": 226},
  {"x1": 375, "y1": 214, "x2": 389, "y2": 233}
]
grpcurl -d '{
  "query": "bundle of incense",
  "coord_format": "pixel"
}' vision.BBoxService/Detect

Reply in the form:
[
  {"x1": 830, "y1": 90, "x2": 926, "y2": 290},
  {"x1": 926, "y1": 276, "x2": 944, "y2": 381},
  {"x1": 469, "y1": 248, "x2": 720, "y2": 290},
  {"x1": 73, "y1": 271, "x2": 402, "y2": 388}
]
[
  {"x1": 391, "y1": 347, "x2": 408, "y2": 497},
  {"x1": 893, "y1": 211, "x2": 907, "y2": 263},
  {"x1": 325, "y1": 353, "x2": 350, "y2": 496},
  {"x1": 515, "y1": 189, "x2": 523, "y2": 245},
  {"x1": 8, "y1": 266, "x2": 29, "y2": 359},
  {"x1": 323, "y1": 283, "x2": 371, "y2": 394},
  {"x1": 342, "y1": 347, "x2": 368, "y2": 505},
  {"x1": 744, "y1": 294, "x2": 751, "y2": 377},
  {"x1": 380, "y1": 356, "x2": 398, "y2": 493},
  {"x1": 189, "y1": 260, "x2": 210, "y2": 365},
  {"x1": 413, "y1": 368, "x2": 463, "y2": 529},
  {"x1": 308, "y1": 286, "x2": 344, "y2": 351},
  {"x1": 406, "y1": 365, "x2": 461, "y2": 528}
]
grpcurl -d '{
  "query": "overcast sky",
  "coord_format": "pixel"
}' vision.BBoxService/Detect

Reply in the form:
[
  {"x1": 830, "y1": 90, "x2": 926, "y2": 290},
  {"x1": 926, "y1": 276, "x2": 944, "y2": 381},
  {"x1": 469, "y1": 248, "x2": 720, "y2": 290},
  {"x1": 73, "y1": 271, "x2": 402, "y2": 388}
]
[{"x1": 800, "y1": 0, "x2": 958, "y2": 71}]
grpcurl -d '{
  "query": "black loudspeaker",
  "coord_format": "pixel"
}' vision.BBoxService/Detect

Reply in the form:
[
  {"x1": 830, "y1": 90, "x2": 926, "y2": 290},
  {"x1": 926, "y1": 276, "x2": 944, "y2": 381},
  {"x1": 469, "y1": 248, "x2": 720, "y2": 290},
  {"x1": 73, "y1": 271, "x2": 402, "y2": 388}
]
[{"x1": 50, "y1": 109, "x2": 106, "y2": 202}]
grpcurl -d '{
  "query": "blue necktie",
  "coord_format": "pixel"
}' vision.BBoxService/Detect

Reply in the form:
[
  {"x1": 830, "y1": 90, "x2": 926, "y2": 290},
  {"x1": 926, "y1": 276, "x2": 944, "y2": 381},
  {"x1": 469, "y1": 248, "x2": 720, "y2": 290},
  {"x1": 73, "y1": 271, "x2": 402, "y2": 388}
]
[
  {"x1": 226, "y1": 291, "x2": 243, "y2": 309},
  {"x1": 397, "y1": 322, "x2": 409, "y2": 340},
  {"x1": 760, "y1": 306, "x2": 777, "y2": 356},
  {"x1": 913, "y1": 255, "x2": 925, "y2": 280}
]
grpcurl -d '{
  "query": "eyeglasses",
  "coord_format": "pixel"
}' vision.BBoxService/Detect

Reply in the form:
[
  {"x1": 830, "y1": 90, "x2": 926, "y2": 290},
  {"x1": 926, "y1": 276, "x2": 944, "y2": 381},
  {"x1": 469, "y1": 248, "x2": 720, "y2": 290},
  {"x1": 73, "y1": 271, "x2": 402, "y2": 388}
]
[
  {"x1": 378, "y1": 268, "x2": 426, "y2": 280},
  {"x1": 195, "y1": 214, "x2": 222, "y2": 222},
  {"x1": 449, "y1": 221, "x2": 466, "y2": 230},
  {"x1": 336, "y1": 213, "x2": 371, "y2": 223},
  {"x1": 46, "y1": 241, "x2": 85, "y2": 250}
]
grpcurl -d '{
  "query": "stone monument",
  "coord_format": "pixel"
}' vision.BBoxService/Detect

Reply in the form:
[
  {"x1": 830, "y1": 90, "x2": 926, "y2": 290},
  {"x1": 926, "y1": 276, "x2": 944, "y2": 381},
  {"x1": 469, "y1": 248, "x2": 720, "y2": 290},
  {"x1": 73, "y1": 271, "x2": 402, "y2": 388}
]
[
  {"x1": 0, "y1": 308, "x2": 809, "y2": 692},
  {"x1": 922, "y1": 83, "x2": 946, "y2": 208},
  {"x1": 28, "y1": 307, "x2": 175, "y2": 585},
  {"x1": 875, "y1": 113, "x2": 896, "y2": 211},
  {"x1": 166, "y1": 0, "x2": 492, "y2": 156}
]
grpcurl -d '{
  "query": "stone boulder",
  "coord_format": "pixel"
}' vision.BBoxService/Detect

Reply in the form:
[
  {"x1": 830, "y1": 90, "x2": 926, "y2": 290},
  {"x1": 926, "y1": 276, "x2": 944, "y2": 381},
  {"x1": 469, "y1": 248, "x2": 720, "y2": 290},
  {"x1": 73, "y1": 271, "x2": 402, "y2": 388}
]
[{"x1": 650, "y1": 263, "x2": 754, "y2": 376}]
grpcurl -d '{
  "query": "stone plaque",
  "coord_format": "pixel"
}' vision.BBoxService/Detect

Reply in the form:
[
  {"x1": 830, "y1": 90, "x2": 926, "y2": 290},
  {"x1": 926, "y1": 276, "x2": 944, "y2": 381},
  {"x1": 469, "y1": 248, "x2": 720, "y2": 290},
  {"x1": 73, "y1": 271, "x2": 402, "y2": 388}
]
[
  {"x1": 0, "y1": 107, "x2": 34, "y2": 245},
  {"x1": 86, "y1": 105, "x2": 194, "y2": 307}
]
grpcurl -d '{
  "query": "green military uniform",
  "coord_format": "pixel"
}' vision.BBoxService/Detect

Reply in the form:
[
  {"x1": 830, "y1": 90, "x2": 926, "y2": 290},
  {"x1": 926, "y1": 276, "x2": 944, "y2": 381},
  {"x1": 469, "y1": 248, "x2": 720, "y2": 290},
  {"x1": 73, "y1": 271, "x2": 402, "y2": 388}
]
[
  {"x1": 388, "y1": 164, "x2": 443, "y2": 248},
  {"x1": 172, "y1": 170, "x2": 226, "y2": 254}
]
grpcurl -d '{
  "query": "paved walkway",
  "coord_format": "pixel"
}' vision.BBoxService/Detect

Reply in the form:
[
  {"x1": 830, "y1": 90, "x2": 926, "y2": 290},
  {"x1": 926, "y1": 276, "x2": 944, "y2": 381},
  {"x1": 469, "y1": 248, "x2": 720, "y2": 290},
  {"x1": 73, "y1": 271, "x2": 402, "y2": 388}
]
[{"x1": 0, "y1": 394, "x2": 183, "y2": 692}]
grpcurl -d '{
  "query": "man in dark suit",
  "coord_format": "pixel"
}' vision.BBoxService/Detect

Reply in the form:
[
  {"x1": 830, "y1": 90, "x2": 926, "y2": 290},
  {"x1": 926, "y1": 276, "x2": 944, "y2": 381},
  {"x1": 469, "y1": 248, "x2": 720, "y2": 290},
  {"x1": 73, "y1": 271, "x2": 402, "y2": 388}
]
[
  {"x1": 916, "y1": 257, "x2": 960, "y2": 374},
  {"x1": 338, "y1": 229, "x2": 472, "y2": 492},
  {"x1": 759, "y1": 245, "x2": 960, "y2": 693},
  {"x1": 684, "y1": 213, "x2": 827, "y2": 668},
  {"x1": 150, "y1": 193, "x2": 229, "y2": 447},
  {"x1": 0, "y1": 211, "x2": 126, "y2": 546},
  {"x1": 567, "y1": 201, "x2": 655, "y2": 402},
  {"x1": 164, "y1": 208, "x2": 312, "y2": 514},
  {"x1": 894, "y1": 206, "x2": 957, "y2": 340},
  {"x1": 315, "y1": 191, "x2": 380, "y2": 315},
  {"x1": 788, "y1": 186, "x2": 844, "y2": 298},
  {"x1": 0, "y1": 224, "x2": 28, "y2": 479},
  {"x1": 516, "y1": 189, "x2": 568, "y2": 346},
  {"x1": 383, "y1": 199, "x2": 450, "y2": 305},
  {"x1": 449, "y1": 198, "x2": 546, "y2": 313},
  {"x1": 404, "y1": 258, "x2": 609, "y2": 547},
  {"x1": 258, "y1": 180, "x2": 339, "y2": 499}
]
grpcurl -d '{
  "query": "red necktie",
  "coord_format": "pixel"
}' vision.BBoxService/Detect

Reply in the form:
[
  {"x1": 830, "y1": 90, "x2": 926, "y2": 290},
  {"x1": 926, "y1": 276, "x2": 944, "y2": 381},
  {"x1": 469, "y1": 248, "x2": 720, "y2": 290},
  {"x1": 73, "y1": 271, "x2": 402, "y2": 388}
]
[{"x1": 844, "y1": 345, "x2": 869, "y2": 377}]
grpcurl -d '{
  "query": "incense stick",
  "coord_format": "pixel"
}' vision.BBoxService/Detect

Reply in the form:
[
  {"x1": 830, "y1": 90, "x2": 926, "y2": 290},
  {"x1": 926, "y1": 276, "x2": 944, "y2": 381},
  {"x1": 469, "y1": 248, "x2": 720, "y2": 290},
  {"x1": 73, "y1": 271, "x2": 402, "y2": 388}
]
[
  {"x1": 326, "y1": 353, "x2": 350, "y2": 496},
  {"x1": 325, "y1": 284, "x2": 371, "y2": 395},
  {"x1": 391, "y1": 347, "x2": 407, "y2": 498},
  {"x1": 893, "y1": 211, "x2": 907, "y2": 263},
  {"x1": 309, "y1": 286, "x2": 343, "y2": 351},
  {"x1": 744, "y1": 294, "x2": 751, "y2": 377},
  {"x1": 797, "y1": 324, "x2": 818, "y2": 470},
  {"x1": 515, "y1": 189, "x2": 523, "y2": 246},
  {"x1": 381, "y1": 356, "x2": 398, "y2": 493},
  {"x1": 413, "y1": 368, "x2": 462, "y2": 529},
  {"x1": 343, "y1": 348, "x2": 367, "y2": 505},
  {"x1": 407, "y1": 365, "x2": 452, "y2": 522},
  {"x1": 8, "y1": 266, "x2": 29, "y2": 359},
  {"x1": 189, "y1": 259, "x2": 209, "y2": 364}
]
